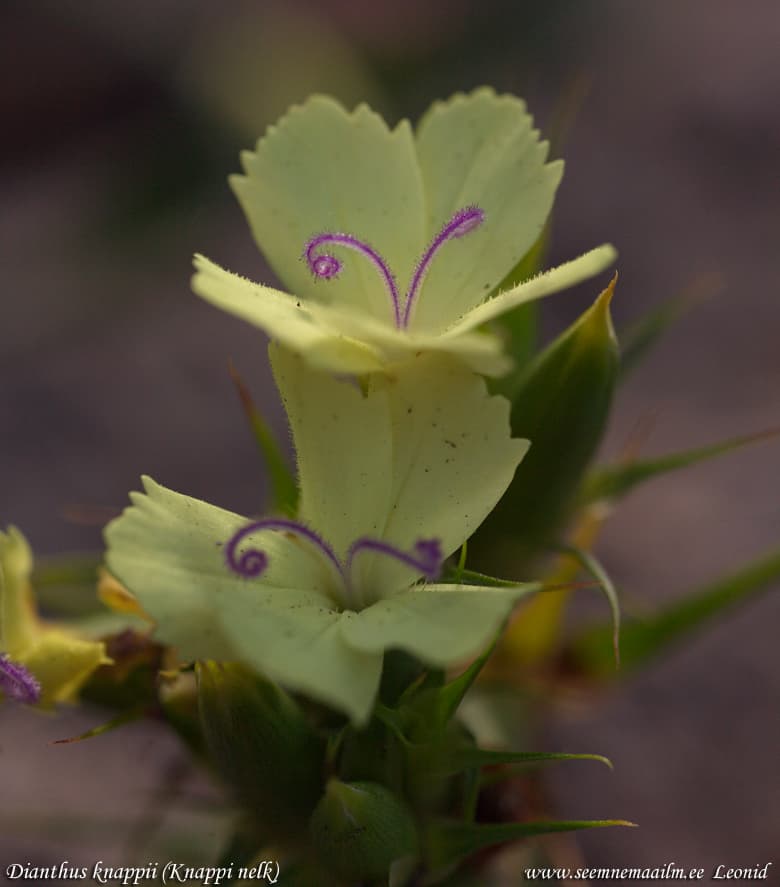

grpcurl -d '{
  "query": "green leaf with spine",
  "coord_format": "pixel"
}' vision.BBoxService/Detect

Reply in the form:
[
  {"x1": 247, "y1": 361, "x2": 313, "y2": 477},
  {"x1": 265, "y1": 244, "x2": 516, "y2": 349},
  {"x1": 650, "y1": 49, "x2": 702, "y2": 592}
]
[
  {"x1": 470, "y1": 277, "x2": 619, "y2": 569},
  {"x1": 580, "y1": 429, "x2": 779, "y2": 505},
  {"x1": 569, "y1": 547, "x2": 780, "y2": 678}
]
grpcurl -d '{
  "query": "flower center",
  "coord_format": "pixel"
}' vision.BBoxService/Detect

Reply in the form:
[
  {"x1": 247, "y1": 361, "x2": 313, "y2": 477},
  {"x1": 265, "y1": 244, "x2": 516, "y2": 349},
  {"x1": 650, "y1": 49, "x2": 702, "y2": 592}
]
[
  {"x1": 303, "y1": 206, "x2": 485, "y2": 329},
  {"x1": 0, "y1": 654, "x2": 41, "y2": 704},
  {"x1": 225, "y1": 519, "x2": 443, "y2": 610}
]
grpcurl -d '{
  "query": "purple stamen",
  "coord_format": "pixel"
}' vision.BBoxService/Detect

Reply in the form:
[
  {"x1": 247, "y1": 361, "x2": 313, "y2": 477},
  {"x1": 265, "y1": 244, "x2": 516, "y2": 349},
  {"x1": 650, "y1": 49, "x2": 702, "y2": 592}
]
[
  {"x1": 402, "y1": 206, "x2": 485, "y2": 328},
  {"x1": 0, "y1": 654, "x2": 41, "y2": 704},
  {"x1": 225, "y1": 518, "x2": 345, "y2": 581},
  {"x1": 304, "y1": 232, "x2": 401, "y2": 326},
  {"x1": 346, "y1": 536, "x2": 443, "y2": 582}
]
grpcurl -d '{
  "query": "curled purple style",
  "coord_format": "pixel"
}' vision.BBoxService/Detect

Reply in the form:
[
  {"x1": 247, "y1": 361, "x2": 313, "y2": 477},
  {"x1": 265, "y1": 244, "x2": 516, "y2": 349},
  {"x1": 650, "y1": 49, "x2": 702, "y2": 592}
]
[
  {"x1": 402, "y1": 206, "x2": 485, "y2": 328},
  {"x1": 224, "y1": 518, "x2": 443, "y2": 602},
  {"x1": 225, "y1": 518, "x2": 344, "y2": 580},
  {"x1": 304, "y1": 232, "x2": 401, "y2": 326},
  {"x1": 303, "y1": 206, "x2": 485, "y2": 330},
  {"x1": 0, "y1": 654, "x2": 41, "y2": 704}
]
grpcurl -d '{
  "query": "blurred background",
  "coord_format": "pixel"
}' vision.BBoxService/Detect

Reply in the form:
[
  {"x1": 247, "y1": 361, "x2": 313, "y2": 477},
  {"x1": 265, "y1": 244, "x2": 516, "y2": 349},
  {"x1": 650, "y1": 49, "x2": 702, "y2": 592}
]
[{"x1": 1, "y1": 0, "x2": 778, "y2": 876}]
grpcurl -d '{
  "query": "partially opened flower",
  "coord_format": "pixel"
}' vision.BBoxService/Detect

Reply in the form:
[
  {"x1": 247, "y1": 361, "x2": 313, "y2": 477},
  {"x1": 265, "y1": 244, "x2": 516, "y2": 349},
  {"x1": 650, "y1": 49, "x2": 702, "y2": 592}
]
[
  {"x1": 192, "y1": 88, "x2": 615, "y2": 376},
  {"x1": 105, "y1": 349, "x2": 536, "y2": 724},
  {"x1": 0, "y1": 527, "x2": 109, "y2": 705}
]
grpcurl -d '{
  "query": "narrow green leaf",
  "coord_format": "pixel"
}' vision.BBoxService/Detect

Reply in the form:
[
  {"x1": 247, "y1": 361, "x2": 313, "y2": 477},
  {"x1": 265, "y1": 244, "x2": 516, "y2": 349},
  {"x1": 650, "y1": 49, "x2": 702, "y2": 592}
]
[
  {"x1": 228, "y1": 361, "x2": 298, "y2": 516},
  {"x1": 426, "y1": 817, "x2": 635, "y2": 869},
  {"x1": 472, "y1": 278, "x2": 620, "y2": 567},
  {"x1": 570, "y1": 547, "x2": 780, "y2": 677},
  {"x1": 440, "y1": 747, "x2": 613, "y2": 777},
  {"x1": 553, "y1": 544, "x2": 620, "y2": 666},
  {"x1": 620, "y1": 274, "x2": 719, "y2": 378},
  {"x1": 52, "y1": 706, "x2": 148, "y2": 744},
  {"x1": 581, "y1": 429, "x2": 779, "y2": 505}
]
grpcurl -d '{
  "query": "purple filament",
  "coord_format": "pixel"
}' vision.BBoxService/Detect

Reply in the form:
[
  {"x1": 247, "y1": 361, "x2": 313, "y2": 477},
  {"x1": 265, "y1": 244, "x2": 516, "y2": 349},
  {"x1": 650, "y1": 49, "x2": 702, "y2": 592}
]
[
  {"x1": 304, "y1": 232, "x2": 401, "y2": 326},
  {"x1": 402, "y1": 206, "x2": 485, "y2": 328},
  {"x1": 225, "y1": 518, "x2": 344, "y2": 581},
  {"x1": 0, "y1": 654, "x2": 41, "y2": 704},
  {"x1": 346, "y1": 536, "x2": 443, "y2": 582}
]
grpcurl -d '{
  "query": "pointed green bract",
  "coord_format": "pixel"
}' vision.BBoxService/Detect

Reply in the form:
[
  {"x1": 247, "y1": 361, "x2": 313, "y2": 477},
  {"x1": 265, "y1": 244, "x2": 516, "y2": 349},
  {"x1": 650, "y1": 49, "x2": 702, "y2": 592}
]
[
  {"x1": 441, "y1": 747, "x2": 613, "y2": 776},
  {"x1": 471, "y1": 278, "x2": 619, "y2": 565}
]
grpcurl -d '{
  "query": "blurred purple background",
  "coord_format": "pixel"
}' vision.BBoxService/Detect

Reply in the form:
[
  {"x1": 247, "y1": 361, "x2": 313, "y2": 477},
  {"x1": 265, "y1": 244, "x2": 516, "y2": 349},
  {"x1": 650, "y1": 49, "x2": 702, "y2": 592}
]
[{"x1": 1, "y1": 0, "x2": 778, "y2": 876}]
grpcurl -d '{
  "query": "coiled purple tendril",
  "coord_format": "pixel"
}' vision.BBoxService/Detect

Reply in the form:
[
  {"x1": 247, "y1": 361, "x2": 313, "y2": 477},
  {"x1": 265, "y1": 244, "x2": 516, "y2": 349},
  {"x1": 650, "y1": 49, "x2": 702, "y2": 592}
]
[
  {"x1": 303, "y1": 206, "x2": 485, "y2": 329},
  {"x1": 0, "y1": 654, "x2": 41, "y2": 704},
  {"x1": 224, "y1": 519, "x2": 443, "y2": 607}
]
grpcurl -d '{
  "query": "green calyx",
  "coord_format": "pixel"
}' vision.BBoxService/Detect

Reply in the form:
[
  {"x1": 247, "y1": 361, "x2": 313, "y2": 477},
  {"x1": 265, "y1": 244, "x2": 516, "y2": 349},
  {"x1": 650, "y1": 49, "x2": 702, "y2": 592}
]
[{"x1": 196, "y1": 661, "x2": 326, "y2": 840}]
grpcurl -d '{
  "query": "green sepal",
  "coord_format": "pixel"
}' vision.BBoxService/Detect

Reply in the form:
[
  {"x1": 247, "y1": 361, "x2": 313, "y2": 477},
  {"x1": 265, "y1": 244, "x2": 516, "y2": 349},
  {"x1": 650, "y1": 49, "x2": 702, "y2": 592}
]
[
  {"x1": 581, "y1": 429, "x2": 778, "y2": 505},
  {"x1": 569, "y1": 547, "x2": 780, "y2": 678},
  {"x1": 196, "y1": 661, "x2": 325, "y2": 838},
  {"x1": 309, "y1": 779, "x2": 418, "y2": 883},
  {"x1": 472, "y1": 278, "x2": 619, "y2": 566},
  {"x1": 229, "y1": 360, "x2": 298, "y2": 516},
  {"x1": 425, "y1": 817, "x2": 635, "y2": 871}
]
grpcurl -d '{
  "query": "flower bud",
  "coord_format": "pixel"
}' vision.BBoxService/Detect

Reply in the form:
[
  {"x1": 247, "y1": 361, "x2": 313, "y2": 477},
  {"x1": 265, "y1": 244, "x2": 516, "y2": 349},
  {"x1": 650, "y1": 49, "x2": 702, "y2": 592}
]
[{"x1": 309, "y1": 779, "x2": 418, "y2": 882}]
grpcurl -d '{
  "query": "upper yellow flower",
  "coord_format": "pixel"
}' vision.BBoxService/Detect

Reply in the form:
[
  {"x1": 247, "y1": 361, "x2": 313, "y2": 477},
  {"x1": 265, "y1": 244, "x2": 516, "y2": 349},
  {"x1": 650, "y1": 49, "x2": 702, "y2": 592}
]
[{"x1": 192, "y1": 89, "x2": 615, "y2": 376}]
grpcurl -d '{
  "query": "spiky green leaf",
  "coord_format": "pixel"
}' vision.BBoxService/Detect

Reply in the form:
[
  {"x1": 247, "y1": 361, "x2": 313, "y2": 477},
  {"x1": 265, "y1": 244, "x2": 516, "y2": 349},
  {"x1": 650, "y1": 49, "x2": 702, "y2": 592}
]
[
  {"x1": 570, "y1": 548, "x2": 780, "y2": 677},
  {"x1": 581, "y1": 430, "x2": 778, "y2": 505}
]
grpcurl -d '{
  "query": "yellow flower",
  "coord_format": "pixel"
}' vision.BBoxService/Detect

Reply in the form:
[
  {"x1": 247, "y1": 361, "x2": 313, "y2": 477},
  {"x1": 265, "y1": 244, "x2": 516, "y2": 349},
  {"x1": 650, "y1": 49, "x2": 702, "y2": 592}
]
[{"x1": 0, "y1": 527, "x2": 110, "y2": 705}]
